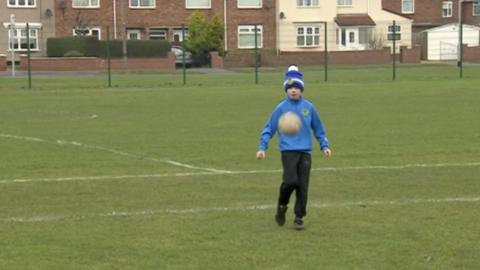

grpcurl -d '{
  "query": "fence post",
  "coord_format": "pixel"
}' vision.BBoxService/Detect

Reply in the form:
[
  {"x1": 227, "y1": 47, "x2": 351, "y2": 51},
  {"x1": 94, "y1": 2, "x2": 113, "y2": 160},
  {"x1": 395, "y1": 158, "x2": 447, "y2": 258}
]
[
  {"x1": 182, "y1": 23, "x2": 186, "y2": 85},
  {"x1": 392, "y1": 20, "x2": 396, "y2": 81},
  {"x1": 106, "y1": 26, "x2": 112, "y2": 87},
  {"x1": 27, "y1": 23, "x2": 32, "y2": 89},
  {"x1": 254, "y1": 24, "x2": 259, "y2": 85},
  {"x1": 323, "y1": 21, "x2": 328, "y2": 82}
]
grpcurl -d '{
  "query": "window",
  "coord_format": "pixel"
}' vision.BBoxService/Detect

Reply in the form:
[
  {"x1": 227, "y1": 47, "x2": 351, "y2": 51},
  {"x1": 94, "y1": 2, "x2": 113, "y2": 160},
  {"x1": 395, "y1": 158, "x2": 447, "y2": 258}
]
[
  {"x1": 474, "y1": 3, "x2": 480, "y2": 16},
  {"x1": 297, "y1": 0, "x2": 319, "y2": 7},
  {"x1": 238, "y1": 0, "x2": 261, "y2": 8},
  {"x1": 127, "y1": 29, "x2": 141, "y2": 40},
  {"x1": 387, "y1": 25, "x2": 401, "y2": 41},
  {"x1": 186, "y1": 0, "x2": 211, "y2": 9},
  {"x1": 337, "y1": 0, "x2": 352, "y2": 6},
  {"x1": 8, "y1": 0, "x2": 36, "y2": 7},
  {"x1": 173, "y1": 28, "x2": 189, "y2": 42},
  {"x1": 238, "y1": 25, "x2": 263, "y2": 49},
  {"x1": 297, "y1": 26, "x2": 320, "y2": 47},
  {"x1": 8, "y1": 28, "x2": 39, "y2": 51},
  {"x1": 73, "y1": 27, "x2": 101, "y2": 39},
  {"x1": 149, "y1": 28, "x2": 167, "y2": 40},
  {"x1": 442, "y1": 1, "x2": 452, "y2": 17},
  {"x1": 401, "y1": 0, "x2": 414, "y2": 13},
  {"x1": 73, "y1": 0, "x2": 99, "y2": 8},
  {"x1": 130, "y1": 0, "x2": 155, "y2": 8},
  {"x1": 358, "y1": 27, "x2": 373, "y2": 45}
]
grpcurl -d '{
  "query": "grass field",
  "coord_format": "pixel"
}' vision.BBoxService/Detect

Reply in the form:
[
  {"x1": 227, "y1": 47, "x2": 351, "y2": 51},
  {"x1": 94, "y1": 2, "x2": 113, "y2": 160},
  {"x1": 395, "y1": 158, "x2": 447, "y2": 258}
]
[{"x1": 1, "y1": 65, "x2": 480, "y2": 269}]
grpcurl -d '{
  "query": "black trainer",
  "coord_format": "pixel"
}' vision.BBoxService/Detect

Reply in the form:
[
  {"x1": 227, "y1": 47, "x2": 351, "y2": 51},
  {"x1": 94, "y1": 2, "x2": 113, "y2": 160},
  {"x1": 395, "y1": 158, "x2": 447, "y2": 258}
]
[
  {"x1": 275, "y1": 205, "x2": 287, "y2": 226},
  {"x1": 293, "y1": 217, "x2": 305, "y2": 230}
]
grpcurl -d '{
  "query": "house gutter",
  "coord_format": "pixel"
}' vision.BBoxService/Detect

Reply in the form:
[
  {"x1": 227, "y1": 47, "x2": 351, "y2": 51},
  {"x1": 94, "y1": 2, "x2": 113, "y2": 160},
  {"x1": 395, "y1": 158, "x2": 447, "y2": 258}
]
[
  {"x1": 224, "y1": 0, "x2": 228, "y2": 52},
  {"x1": 113, "y1": 0, "x2": 117, "y2": 39}
]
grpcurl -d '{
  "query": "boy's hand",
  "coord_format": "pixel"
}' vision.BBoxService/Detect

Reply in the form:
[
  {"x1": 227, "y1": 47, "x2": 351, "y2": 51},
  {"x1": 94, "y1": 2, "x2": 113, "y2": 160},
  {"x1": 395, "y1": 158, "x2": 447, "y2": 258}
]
[
  {"x1": 323, "y1": 148, "x2": 332, "y2": 157},
  {"x1": 256, "y1": 150, "x2": 266, "y2": 159}
]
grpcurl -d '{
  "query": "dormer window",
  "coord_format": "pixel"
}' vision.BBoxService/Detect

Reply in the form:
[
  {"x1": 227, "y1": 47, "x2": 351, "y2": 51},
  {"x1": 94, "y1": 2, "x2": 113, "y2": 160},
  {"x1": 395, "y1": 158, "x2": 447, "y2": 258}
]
[
  {"x1": 297, "y1": 0, "x2": 319, "y2": 7},
  {"x1": 8, "y1": 0, "x2": 36, "y2": 8},
  {"x1": 401, "y1": 0, "x2": 414, "y2": 14},
  {"x1": 337, "y1": 0, "x2": 352, "y2": 6}
]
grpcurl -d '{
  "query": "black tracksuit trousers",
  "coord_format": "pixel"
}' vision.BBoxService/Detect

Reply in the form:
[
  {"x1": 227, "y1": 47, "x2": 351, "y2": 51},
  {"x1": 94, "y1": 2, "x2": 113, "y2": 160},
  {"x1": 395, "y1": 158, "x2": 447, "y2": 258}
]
[{"x1": 278, "y1": 151, "x2": 312, "y2": 218}]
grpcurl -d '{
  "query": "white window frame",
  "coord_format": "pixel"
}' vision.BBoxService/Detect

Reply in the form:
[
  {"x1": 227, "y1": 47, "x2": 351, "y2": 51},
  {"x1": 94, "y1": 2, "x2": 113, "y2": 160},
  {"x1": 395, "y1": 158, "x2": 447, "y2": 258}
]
[
  {"x1": 297, "y1": 0, "x2": 319, "y2": 7},
  {"x1": 186, "y1": 0, "x2": 211, "y2": 9},
  {"x1": 8, "y1": 27, "x2": 39, "y2": 51},
  {"x1": 149, "y1": 28, "x2": 168, "y2": 40},
  {"x1": 72, "y1": 27, "x2": 102, "y2": 40},
  {"x1": 387, "y1": 25, "x2": 401, "y2": 41},
  {"x1": 72, "y1": 0, "x2": 100, "y2": 8},
  {"x1": 129, "y1": 0, "x2": 155, "y2": 8},
  {"x1": 473, "y1": 3, "x2": 480, "y2": 16},
  {"x1": 237, "y1": 0, "x2": 262, "y2": 8},
  {"x1": 337, "y1": 0, "x2": 352, "y2": 6},
  {"x1": 401, "y1": 0, "x2": 414, "y2": 14},
  {"x1": 7, "y1": 0, "x2": 36, "y2": 8},
  {"x1": 237, "y1": 25, "x2": 263, "y2": 49},
  {"x1": 296, "y1": 26, "x2": 320, "y2": 48},
  {"x1": 173, "y1": 28, "x2": 189, "y2": 42},
  {"x1": 127, "y1": 29, "x2": 141, "y2": 40},
  {"x1": 442, "y1": 1, "x2": 453, "y2": 17}
]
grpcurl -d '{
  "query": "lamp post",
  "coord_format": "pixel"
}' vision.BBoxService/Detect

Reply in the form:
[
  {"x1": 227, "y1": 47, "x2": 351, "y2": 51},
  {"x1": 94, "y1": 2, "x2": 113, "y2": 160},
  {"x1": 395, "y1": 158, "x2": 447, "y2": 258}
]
[{"x1": 9, "y1": 14, "x2": 15, "y2": 77}]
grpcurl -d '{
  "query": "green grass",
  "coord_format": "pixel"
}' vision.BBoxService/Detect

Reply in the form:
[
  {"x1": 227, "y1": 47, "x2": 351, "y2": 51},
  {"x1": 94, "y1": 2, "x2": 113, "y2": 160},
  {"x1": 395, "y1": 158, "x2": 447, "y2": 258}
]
[{"x1": 1, "y1": 65, "x2": 480, "y2": 269}]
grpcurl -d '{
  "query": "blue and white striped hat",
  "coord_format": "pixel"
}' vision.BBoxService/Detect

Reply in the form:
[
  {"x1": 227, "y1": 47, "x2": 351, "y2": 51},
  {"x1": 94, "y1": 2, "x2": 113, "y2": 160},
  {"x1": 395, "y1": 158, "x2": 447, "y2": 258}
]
[{"x1": 283, "y1": 64, "x2": 304, "y2": 92}]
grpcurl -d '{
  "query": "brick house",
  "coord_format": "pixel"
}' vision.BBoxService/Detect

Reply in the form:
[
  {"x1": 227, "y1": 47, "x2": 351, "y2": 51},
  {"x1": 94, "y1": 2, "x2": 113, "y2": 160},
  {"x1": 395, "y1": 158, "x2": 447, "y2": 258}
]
[
  {"x1": 382, "y1": 0, "x2": 480, "y2": 43},
  {"x1": 54, "y1": 0, "x2": 276, "y2": 52},
  {"x1": 1, "y1": 0, "x2": 56, "y2": 58},
  {"x1": 382, "y1": 0, "x2": 480, "y2": 61}
]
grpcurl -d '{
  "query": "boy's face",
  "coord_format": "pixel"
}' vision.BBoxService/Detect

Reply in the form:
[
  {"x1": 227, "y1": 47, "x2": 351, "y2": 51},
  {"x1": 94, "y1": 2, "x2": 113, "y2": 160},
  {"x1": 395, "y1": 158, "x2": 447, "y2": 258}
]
[{"x1": 286, "y1": 87, "x2": 302, "y2": 100}]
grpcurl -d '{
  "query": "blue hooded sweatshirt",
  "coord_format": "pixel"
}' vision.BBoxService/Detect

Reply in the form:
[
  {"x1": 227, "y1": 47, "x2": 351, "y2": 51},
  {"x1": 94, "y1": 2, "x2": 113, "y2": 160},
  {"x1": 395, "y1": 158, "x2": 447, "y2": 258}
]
[{"x1": 258, "y1": 96, "x2": 329, "y2": 153}]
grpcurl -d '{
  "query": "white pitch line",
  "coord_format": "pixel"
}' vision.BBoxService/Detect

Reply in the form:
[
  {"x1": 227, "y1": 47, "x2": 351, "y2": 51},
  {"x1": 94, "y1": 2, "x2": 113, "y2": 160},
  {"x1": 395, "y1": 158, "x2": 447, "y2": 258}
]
[
  {"x1": 1, "y1": 197, "x2": 479, "y2": 223},
  {"x1": 1, "y1": 161, "x2": 480, "y2": 184},
  {"x1": 0, "y1": 133, "x2": 228, "y2": 173},
  {"x1": 0, "y1": 172, "x2": 221, "y2": 184}
]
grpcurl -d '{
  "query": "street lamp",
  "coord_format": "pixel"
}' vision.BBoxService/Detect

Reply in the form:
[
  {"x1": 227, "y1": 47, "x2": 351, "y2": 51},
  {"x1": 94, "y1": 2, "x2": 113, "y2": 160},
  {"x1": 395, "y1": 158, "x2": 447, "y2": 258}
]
[{"x1": 9, "y1": 14, "x2": 16, "y2": 77}]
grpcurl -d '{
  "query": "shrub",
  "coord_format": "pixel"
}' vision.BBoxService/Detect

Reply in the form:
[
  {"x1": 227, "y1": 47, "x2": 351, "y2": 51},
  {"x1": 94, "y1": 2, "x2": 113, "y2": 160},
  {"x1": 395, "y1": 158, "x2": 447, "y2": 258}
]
[
  {"x1": 63, "y1": 50, "x2": 84, "y2": 57},
  {"x1": 98, "y1": 40, "x2": 171, "y2": 58},
  {"x1": 47, "y1": 37, "x2": 98, "y2": 57}
]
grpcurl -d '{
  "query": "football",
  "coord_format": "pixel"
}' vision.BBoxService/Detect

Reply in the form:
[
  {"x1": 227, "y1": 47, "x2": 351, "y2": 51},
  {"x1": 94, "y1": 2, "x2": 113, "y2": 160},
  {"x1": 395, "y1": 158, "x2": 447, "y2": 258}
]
[{"x1": 278, "y1": 112, "x2": 301, "y2": 134}]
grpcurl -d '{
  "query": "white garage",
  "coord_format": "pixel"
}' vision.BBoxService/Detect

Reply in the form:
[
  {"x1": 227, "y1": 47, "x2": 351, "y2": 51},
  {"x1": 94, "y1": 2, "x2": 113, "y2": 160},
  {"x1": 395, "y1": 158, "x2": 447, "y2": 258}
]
[{"x1": 424, "y1": 23, "x2": 480, "y2": 60}]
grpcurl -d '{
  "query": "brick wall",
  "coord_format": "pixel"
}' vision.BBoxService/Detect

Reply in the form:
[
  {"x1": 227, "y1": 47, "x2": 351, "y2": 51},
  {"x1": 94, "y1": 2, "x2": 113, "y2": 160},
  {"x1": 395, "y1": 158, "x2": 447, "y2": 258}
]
[
  {"x1": 19, "y1": 53, "x2": 175, "y2": 71},
  {"x1": 463, "y1": 45, "x2": 480, "y2": 63},
  {"x1": 0, "y1": 54, "x2": 6, "y2": 71},
  {"x1": 19, "y1": 55, "x2": 102, "y2": 71},
  {"x1": 107, "y1": 53, "x2": 175, "y2": 70},
  {"x1": 210, "y1": 52, "x2": 223, "y2": 69},
  {"x1": 400, "y1": 46, "x2": 421, "y2": 63},
  {"x1": 251, "y1": 48, "x2": 392, "y2": 68}
]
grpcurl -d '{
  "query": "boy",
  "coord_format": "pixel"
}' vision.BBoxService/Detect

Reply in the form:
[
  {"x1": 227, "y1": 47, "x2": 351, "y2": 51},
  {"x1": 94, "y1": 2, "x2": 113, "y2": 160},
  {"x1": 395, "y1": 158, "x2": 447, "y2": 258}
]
[{"x1": 256, "y1": 65, "x2": 332, "y2": 230}]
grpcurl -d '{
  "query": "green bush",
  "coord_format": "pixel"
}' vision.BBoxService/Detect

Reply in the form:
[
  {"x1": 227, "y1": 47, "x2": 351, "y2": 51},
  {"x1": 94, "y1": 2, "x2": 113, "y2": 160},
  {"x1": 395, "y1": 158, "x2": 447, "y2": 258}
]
[
  {"x1": 63, "y1": 50, "x2": 84, "y2": 57},
  {"x1": 48, "y1": 37, "x2": 171, "y2": 58},
  {"x1": 47, "y1": 37, "x2": 98, "y2": 57},
  {"x1": 98, "y1": 40, "x2": 171, "y2": 58}
]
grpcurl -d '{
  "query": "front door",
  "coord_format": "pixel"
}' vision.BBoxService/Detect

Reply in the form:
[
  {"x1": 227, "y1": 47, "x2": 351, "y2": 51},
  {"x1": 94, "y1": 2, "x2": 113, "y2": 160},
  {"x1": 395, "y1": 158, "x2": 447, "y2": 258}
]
[
  {"x1": 345, "y1": 28, "x2": 359, "y2": 48},
  {"x1": 338, "y1": 27, "x2": 360, "y2": 49}
]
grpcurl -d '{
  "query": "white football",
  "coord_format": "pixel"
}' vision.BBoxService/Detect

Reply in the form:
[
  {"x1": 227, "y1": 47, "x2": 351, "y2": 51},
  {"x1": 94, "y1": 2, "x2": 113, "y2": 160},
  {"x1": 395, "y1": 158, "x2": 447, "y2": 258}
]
[{"x1": 278, "y1": 112, "x2": 301, "y2": 135}]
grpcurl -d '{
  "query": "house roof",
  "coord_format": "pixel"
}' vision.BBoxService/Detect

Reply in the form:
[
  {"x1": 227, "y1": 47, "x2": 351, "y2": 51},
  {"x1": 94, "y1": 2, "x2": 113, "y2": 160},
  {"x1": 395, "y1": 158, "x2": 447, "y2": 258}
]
[
  {"x1": 421, "y1": 22, "x2": 480, "y2": 33},
  {"x1": 334, "y1": 14, "x2": 376, "y2": 26}
]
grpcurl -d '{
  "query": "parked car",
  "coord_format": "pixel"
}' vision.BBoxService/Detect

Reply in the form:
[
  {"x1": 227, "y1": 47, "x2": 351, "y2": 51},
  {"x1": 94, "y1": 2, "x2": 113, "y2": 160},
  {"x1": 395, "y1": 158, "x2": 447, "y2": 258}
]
[{"x1": 171, "y1": 46, "x2": 193, "y2": 66}]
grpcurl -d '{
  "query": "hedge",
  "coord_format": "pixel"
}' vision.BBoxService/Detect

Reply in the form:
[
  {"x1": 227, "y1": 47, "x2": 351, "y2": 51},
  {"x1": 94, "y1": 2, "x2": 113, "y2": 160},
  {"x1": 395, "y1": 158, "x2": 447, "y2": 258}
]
[
  {"x1": 47, "y1": 37, "x2": 171, "y2": 58},
  {"x1": 47, "y1": 36, "x2": 98, "y2": 57}
]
